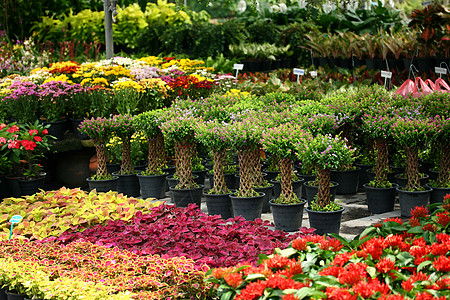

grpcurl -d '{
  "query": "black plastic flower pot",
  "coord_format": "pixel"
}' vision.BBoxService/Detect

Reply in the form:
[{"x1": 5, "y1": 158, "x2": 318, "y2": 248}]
[
  {"x1": 207, "y1": 172, "x2": 238, "y2": 190},
  {"x1": 397, "y1": 186, "x2": 432, "y2": 218},
  {"x1": 363, "y1": 183, "x2": 398, "y2": 214},
  {"x1": 5, "y1": 291, "x2": 26, "y2": 300},
  {"x1": 86, "y1": 176, "x2": 118, "y2": 193},
  {"x1": 137, "y1": 173, "x2": 168, "y2": 199},
  {"x1": 18, "y1": 174, "x2": 46, "y2": 196},
  {"x1": 306, "y1": 206, "x2": 344, "y2": 236},
  {"x1": 43, "y1": 119, "x2": 67, "y2": 141},
  {"x1": 230, "y1": 192, "x2": 265, "y2": 221},
  {"x1": 254, "y1": 184, "x2": 274, "y2": 213},
  {"x1": 170, "y1": 184, "x2": 204, "y2": 208},
  {"x1": 270, "y1": 178, "x2": 304, "y2": 200},
  {"x1": 354, "y1": 163, "x2": 373, "y2": 189},
  {"x1": 203, "y1": 190, "x2": 233, "y2": 219},
  {"x1": 112, "y1": 171, "x2": 140, "y2": 197},
  {"x1": 395, "y1": 174, "x2": 429, "y2": 188},
  {"x1": 270, "y1": 199, "x2": 306, "y2": 232},
  {"x1": 193, "y1": 169, "x2": 207, "y2": 185},
  {"x1": 425, "y1": 184, "x2": 450, "y2": 204},
  {"x1": 330, "y1": 168, "x2": 361, "y2": 195}
]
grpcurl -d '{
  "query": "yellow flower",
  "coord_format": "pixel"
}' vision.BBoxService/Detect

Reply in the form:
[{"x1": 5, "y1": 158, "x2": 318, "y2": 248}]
[
  {"x1": 91, "y1": 77, "x2": 109, "y2": 86},
  {"x1": 80, "y1": 78, "x2": 92, "y2": 86},
  {"x1": 43, "y1": 74, "x2": 74, "y2": 84},
  {"x1": 30, "y1": 67, "x2": 49, "y2": 74},
  {"x1": 226, "y1": 89, "x2": 250, "y2": 98},
  {"x1": 112, "y1": 79, "x2": 143, "y2": 91},
  {"x1": 138, "y1": 56, "x2": 163, "y2": 66}
]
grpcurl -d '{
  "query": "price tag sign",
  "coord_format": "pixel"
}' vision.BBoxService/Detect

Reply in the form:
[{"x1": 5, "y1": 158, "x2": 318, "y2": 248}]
[
  {"x1": 9, "y1": 215, "x2": 22, "y2": 240},
  {"x1": 422, "y1": 1, "x2": 432, "y2": 6},
  {"x1": 381, "y1": 71, "x2": 392, "y2": 79},
  {"x1": 233, "y1": 64, "x2": 243, "y2": 70},
  {"x1": 10, "y1": 215, "x2": 22, "y2": 224},
  {"x1": 310, "y1": 71, "x2": 318, "y2": 78},
  {"x1": 233, "y1": 64, "x2": 244, "y2": 78},
  {"x1": 435, "y1": 67, "x2": 447, "y2": 75},
  {"x1": 293, "y1": 68, "x2": 305, "y2": 75}
]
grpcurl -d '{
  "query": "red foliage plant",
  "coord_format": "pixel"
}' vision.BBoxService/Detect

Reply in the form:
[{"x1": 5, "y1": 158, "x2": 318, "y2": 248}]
[{"x1": 45, "y1": 204, "x2": 314, "y2": 268}]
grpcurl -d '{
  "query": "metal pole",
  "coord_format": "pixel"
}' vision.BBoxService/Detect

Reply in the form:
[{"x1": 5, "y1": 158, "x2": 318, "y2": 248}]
[{"x1": 104, "y1": 0, "x2": 114, "y2": 59}]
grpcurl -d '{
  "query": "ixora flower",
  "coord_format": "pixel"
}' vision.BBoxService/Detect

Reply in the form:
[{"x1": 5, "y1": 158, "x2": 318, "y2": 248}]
[
  {"x1": 208, "y1": 200, "x2": 450, "y2": 300},
  {"x1": 0, "y1": 121, "x2": 52, "y2": 179}
]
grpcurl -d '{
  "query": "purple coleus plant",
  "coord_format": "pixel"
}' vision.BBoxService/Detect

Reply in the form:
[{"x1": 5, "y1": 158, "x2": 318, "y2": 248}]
[{"x1": 45, "y1": 204, "x2": 314, "y2": 268}]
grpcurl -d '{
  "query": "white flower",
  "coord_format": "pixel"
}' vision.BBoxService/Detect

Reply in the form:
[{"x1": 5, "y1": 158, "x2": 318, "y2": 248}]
[
  {"x1": 298, "y1": 0, "x2": 307, "y2": 9},
  {"x1": 279, "y1": 3, "x2": 288, "y2": 13},
  {"x1": 322, "y1": 1, "x2": 336, "y2": 14},
  {"x1": 237, "y1": 0, "x2": 247, "y2": 13}
]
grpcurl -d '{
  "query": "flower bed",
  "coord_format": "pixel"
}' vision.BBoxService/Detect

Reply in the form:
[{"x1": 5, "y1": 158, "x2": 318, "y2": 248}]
[
  {"x1": 47, "y1": 203, "x2": 314, "y2": 268},
  {"x1": 0, "y1": 240, "x2": 209, "y2": 299},
  {"x1": 0, "y1": 187, "x2": 161, "y2": 240},
  {"x1": 207, "y1": 196, "x2": 450, "y2": 300}
]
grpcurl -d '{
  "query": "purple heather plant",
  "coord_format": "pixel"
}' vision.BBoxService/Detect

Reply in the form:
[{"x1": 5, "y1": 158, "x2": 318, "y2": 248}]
[{"x1": 46, "y1": 204, "x2": 314, "y2": 268}]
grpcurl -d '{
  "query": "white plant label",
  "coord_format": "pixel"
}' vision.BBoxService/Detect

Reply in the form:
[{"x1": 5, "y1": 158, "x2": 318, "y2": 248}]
[
  {"x1": 422, "y1": 1, "x2": 432, "y2": 6},
  {"x1": 293, "y1": 68, "x2": 305, "y2": 75},
  {"x1": 435, "y1": 67, "x2": 447, "y2": 75},
  {"x1": 310, "y1": 71, "x2": 318, "y2": 78},
  {"x1": 381, "y1": 71, "x2": 392, "y2": 79},
  {"x1": 233, "y1": 64, "x2": 244, "y2": 70}
]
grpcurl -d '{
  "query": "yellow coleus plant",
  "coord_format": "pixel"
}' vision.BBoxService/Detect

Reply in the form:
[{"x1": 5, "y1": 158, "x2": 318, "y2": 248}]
[{"x1": 0, "y1": 187, "x2": 162, "y2": 241}]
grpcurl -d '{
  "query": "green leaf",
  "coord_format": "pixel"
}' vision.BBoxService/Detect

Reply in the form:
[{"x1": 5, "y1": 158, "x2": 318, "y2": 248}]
[
  {"x1": 220, "y1": 290, "x2": 234, "y2": 300},
  {"x1": 417, "y1": 260, "x2": 432, "y2": 272},
  {"x1": 359, "y1": 226, "x2": 376, "y2": 238},
  {"x1": 294, "y1": 287, "x2": 326, "y2": 299},
  {"x1": 366, "y1": 266, "x2": 377, "y2": 278},
  {"x1": 246, "y1": 274, "x2": 266, "y2": 281},
  {"x1": 407, "y1": 226, "x2": 424, "y2": 234},
  {"x1": 278, "y1": 247, "x2": 298, "y2": 258}
]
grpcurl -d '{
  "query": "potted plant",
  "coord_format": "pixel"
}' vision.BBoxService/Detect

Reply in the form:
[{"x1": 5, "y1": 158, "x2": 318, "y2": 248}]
[
  {"x1": 228, "y1": 118, "x2": 266, "y2": 221},
  {"x1": 37, "y1": 80, "x2": 81, "y2": 140},
  {"x1": 0, "y1": 121, "x2": 52, "y2": 196},
  {"x1": 67, "y1": 86, "x2": 90, "y2": 139},
  {"x1": 196, "y1": 120, "x2": 234, "y2": 219},
  {"x1": 133, "y1": 110, "x2": 167, "y2": 199},
  {"x1": 1, "y1": 81, "x2": 39, "y2": 124},
  {"x1": 360, "y1": 110, "x2": 399, "y2": 214},
  {"x1": 426, "y1": 116, "x2": 450, "y2": 204},
  {"x1": 390, "y1": 116, "x2": 439, "y2": 217},
  {"x1": 160, "y1": 111, "x2": 203, "y2": 207},
  {"x1": 300, "y1": 134, "x2": 356, "y2": 235},
  {"x1": 261, "y1": 124, "x2": 310, "y2": 232},
  {"x1": 78, "y1": 117, "x2": 118, "y2": 192},
  {"x1": 108, "y1": 114, "x2": 141, "y2": 197}
]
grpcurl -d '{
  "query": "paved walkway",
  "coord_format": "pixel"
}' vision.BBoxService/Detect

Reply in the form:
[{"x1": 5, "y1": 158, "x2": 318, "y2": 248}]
[{"x1": 160, "y1": 179, "x2": 402, "y2": 241}]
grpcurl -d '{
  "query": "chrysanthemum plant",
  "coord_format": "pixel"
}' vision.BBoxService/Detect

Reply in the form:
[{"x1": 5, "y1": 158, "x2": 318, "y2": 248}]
[
  {"x1": 229, "y1": 117, "x2": 265, "y2": 197},
  {"x1": 109, "y1": 114, "x2": 136, "y2": 175},
  {"x1": 299, "y1": 134, "x2": 356, "y2": 211},
  {"x1": 391, "y1": 116, "x2": 439, "y2": 191},
  {"x1": 160, "y1": 110, "x2": 199, "y2": 189},
  {"x1": 133, "y1": 110, "x2": 166, "y2": 175},
  {"x1": 261, "y1": 124, "x2": 312, "y2": 204},
  {"x1": 196, "y1": 120, "x2": 233, "y2": 195},
  {"x1": 78, "y1": 117, "x2": 115, "y2": 180}
]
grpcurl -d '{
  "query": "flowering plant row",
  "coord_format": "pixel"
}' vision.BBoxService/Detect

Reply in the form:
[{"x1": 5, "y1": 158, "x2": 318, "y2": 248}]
[
  {"x1": 0, "y1": 187, "x2": 161, "y2": 241},
  {"x1": 207, "y1": 195, "x2": 450, "y2": 300},
  {"x1": 46, "y1": 203, "x2": 314, "y2": 268},
  {"x1": 0, "y1": 240, "x2": 209, "y2": 299}
]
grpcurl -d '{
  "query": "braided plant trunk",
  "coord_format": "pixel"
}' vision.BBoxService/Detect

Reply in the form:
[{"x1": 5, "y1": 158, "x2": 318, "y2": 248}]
[
  {"x1": 147, "y1": 133, "x2": 165, "y2": 174},
  {"x1": 405, "y1": 146, "x2": 421, "y2": 191},
  {"x1": 437, "y1": 143, "x2": 450, "y2": 186},
  {"x1": 175, "y1": 140, "x2": 195, "y2": 189},
  {"x1": 374, "y1": 138, "x2": 389, "y2": 183},
  {"x1": 316, "y1": 168, "x2": 331, "y2": 207},
  {"x1": 119, "y1": 137, "x2": 134, "y2": 175},
  {"x1": 94, "y1": 139, "x2": 108, "y2": 177},
  {"x1": 251, "y1": 147, "x2": 265, "y2": 187},
  {"x1": 238, "y1": 146, "x2": 256, "y2": 197},
  {"x1": 280, "y1": 158, "x2": 295, "y2": 201},
  {"x1": 211, "y1": 148, "x2": 228, "y2": 194}
]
